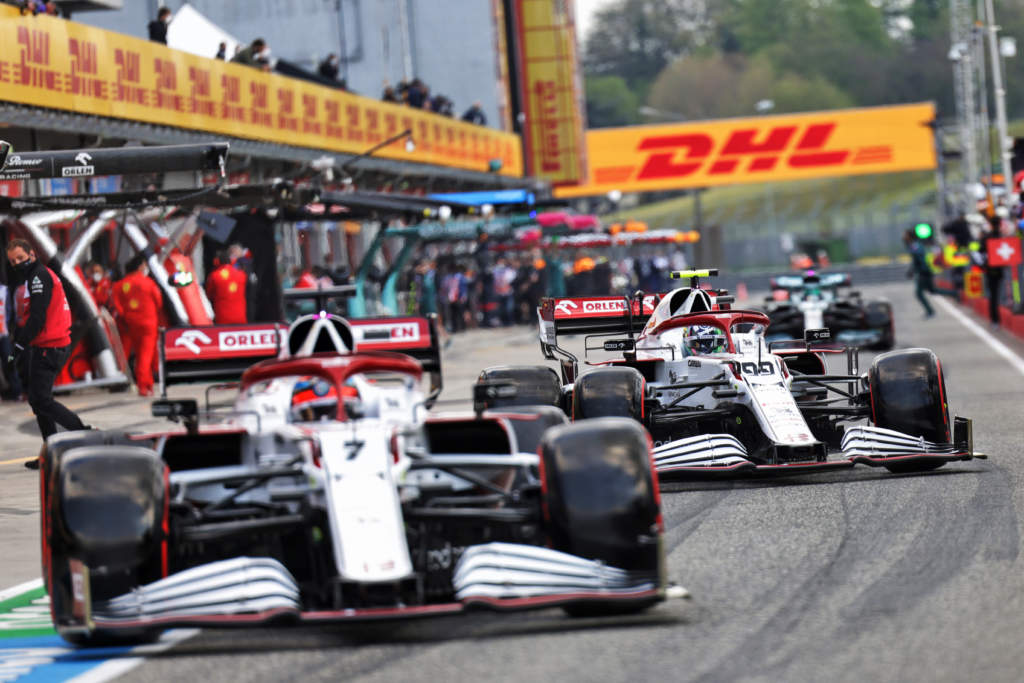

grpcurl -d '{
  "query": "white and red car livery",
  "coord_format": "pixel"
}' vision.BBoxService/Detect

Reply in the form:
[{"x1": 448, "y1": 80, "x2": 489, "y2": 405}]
[{"x1": 537, "y1": 269, "x2": 978, "y2": 477}]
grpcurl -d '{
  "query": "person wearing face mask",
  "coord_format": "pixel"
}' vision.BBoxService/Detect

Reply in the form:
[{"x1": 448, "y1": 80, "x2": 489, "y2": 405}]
[
  {"x1": 84, "y1": 261, "x2": 112, "y2": 310},
  {"x1": 5, "y1": 239, "x2": 88, "y2": 449},
  {"x1": 147, "y1": 7, "x2": 171, "y2": 45},
  {"x1": 112, "y1": 255, "x2": 163, "y2": 396}
]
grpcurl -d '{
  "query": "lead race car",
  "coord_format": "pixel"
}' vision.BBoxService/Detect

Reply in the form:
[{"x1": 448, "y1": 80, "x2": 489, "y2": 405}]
[
  {"x1": 763, "y1": 270, "x2": 895, "y2": 349},
  {"x1": 38, "y1": 311, "x2": 670, "y2": 645},
  {"x1": 478, "y1": 269, "x2": 979, "y2": 478}
]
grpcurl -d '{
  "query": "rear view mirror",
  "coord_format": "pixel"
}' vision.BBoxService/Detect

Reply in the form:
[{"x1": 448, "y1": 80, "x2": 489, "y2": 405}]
[
  {"x1": 152, "y1": 399, "x2": 199, "y2": 435},
  {"x1": 805, "y1": 328, "x2": 831, "y2": 343},
  {"x1": 473, "y1": 381, "x2": 517, "y2": 417},
  {"x1": 603, "y1": 339, "x2": 635, "y2": 352}
]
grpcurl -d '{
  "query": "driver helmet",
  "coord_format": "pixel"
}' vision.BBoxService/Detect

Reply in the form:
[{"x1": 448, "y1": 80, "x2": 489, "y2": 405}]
[{"x1": 683, "y1": 324, "x2": 727, "y2": 356}]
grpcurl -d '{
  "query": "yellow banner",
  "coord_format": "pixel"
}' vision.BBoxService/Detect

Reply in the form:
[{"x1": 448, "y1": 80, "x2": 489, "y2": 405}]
[
  {"x1": 556, "y1": 103, "x2": 936, "y2": 197},
  {"x1": 0, "y1": 13, "x2": 523, "y2": 176},
  {"x1": 513, "y1": 0, "x2": 586, "y2": 185}
]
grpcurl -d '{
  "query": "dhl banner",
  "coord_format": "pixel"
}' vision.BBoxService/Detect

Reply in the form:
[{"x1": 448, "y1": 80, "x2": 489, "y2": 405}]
[
  {"x1": 511, "y1": 0, "x2": 587, "y2": 185},
  {"x1": 555, "y1": 102, "x2": 936, "y2": 197},
  {"x1": 0, "y1": 13, "x2": 523, "y2": 176}
]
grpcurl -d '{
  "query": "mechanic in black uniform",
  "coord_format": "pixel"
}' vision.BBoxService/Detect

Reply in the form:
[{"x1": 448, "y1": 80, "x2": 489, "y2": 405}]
[
  {"x1": 903, "y1": 228, "x2": 958, "y2": 318},
  {"x1": 5, "y1": 239, "x2": 89, "y2": 468}
]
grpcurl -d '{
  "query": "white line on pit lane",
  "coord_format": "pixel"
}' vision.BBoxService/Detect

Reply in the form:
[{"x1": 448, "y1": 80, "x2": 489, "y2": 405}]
[
  {"x1": 0, "y1": 579, "x2": 42, "y2": 603},
  {"x1": 0, "y1": 579, "x2": 198, "y2": 683},
  {"x1": 934, "y1": 297, "x2": 1024, "y2": 378}
]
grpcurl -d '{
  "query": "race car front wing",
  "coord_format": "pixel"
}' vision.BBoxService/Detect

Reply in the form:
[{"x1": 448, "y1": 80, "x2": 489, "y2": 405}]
[
  {"x1": 72, "y1": 545, "x2": 664, "y2": 635},
  {"x1": 650, "y1": 417, "x2": 978, "y2": 478}
]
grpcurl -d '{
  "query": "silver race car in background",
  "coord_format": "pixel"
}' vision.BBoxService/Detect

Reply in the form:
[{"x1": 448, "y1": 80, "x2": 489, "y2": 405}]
[{"x1": 764, "y1": 270, "x2": 895, "y2": 349}]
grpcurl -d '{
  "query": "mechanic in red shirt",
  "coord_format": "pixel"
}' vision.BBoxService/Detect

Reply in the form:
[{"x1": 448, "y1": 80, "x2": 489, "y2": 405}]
[
  {"x1": 112, "y1": 255, "x2": 163, "y2": 396},
  {"x1": 205, "y1": 250, "x2": 248, "y2": 323},
  {"x1": 84, "y1": 261, "x2": 112, "y2": 310},
  {"x1": 5, "y1": 239, "x2": 88, "y2": 446}
]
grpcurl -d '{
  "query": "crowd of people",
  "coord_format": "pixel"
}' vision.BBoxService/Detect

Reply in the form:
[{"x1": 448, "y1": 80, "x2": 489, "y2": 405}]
[
  {"x1": 381, "y1": 78, "x2": 487, "y2": 126},
  {"x1": 400, "y1": 243, "x2": 688, "y2": 334},
  {"x1": 14, "y1": 0, "x2": 59, "y2": 16},
  {"x1": 140, "y1": 8, "x2": 482, "y2": 119},
  {"x1": 910, "y1": 199, "x2": 1024, "y2": 329}
]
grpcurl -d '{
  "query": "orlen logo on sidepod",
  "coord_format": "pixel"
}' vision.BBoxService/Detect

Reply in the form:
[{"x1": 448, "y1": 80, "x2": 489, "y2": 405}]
[{"x1": 634, "y1": 123, "x2": 891, "y2": 181}]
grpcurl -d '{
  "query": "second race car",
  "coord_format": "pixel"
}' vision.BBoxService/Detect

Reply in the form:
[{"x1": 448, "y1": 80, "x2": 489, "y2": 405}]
[
  {"x1": 763, "y1": 270, "x2": 895, "y2": 349},
  {"x1": 477, "y1": 269, "x2": 978, "y2": 479}
]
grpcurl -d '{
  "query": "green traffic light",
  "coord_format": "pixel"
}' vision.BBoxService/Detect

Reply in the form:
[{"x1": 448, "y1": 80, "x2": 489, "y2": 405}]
[{"x1": 914, "y1": 222, "x2": 933, "y2": 240}]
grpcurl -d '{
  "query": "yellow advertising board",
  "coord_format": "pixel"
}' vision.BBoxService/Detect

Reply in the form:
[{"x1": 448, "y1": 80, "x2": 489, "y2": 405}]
[
  {"x1": 555, "y1": 103, "x2": 936, "y2": 197},
  {"x1": 0, "y1": 13, "x2": 523, "y2": 176},
  {"x1": 512, "y1": 0, "x2": 586, "y2": 185}
]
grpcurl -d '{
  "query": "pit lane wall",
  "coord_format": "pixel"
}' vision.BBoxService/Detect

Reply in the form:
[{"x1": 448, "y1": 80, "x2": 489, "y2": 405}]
[{"x1": 0, "y1": 11, "x2": 523, "y2": 176}]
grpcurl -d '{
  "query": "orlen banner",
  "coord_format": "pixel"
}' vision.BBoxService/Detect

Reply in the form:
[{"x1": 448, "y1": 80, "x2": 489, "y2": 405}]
[
  {"x1": 511, "y1": 0, "x2": 587, "y2": 185},
  {"x1": 0, "y1": 13, "x2": 523, "y2": 176},
  {"x1": 555, "y1": 102, "x2": 936, "y2": 197}
]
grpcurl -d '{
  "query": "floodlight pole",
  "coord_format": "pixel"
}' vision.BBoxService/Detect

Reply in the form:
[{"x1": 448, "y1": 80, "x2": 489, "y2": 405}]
[{"x1": 984, "y1": 0, "x2": 1014, "y2": 198}]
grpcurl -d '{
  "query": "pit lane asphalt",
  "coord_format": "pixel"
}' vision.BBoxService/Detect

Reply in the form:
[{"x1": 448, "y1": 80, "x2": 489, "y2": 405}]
[{"x1": 3, "y1": 282, "x2": 1024, "y2": 682}]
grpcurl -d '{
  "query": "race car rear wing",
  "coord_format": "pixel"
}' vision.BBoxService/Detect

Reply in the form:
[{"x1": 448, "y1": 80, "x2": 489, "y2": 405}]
[
  {"x1": 538, "y1": 295, "x2": 660, "y2": 383},
  {"x1": 159, "y1": 315, "x2": 443, "y2": 401}
]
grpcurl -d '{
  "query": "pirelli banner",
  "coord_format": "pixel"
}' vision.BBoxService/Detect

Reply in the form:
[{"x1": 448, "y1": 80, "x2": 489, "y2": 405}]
[
  {"x1": 555, "y1": 103, "x2": 937, "y2": 197},
  {"x1": 511, "y1": 0, "x2": 587, "y2": 185},
  {"x1": 0, "y1": 13, "x2": 523, "y2": 176}
]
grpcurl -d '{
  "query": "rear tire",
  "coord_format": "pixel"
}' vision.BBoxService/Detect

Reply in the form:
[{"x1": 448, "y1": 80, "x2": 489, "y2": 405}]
[
  {"x1": 868, "y1": 349, "x2": 949, "y2": 473},
  {"x1": 539, "y1": 419, "x2": 663, "y2": 616},
  {"x1": 571, "y1": 367, "x2": 645, "y2": 422},
  {"x1": 476, "y1": 365, "x2": 562, "y2": 410}
]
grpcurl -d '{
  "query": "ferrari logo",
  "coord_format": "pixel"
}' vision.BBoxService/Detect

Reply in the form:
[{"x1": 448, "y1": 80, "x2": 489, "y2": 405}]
[
  {"x1": 122, "y1": 282, "x2": 131, "y2": 293},
  {"x1": 228, "y1": 282, "x2": 238, "y2": 293},
  {"x1": 129, "y1": 299, "x2": 139, "y2": 309}
]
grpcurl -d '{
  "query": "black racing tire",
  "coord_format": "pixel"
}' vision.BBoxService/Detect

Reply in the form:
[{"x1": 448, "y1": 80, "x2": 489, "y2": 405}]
[
  {"x1": 866, "y1": 300, "x2": 895, "y2": 350},
  {"x1": 539, "y1": 419, "x2": 663, "y2": 617},
  {"x1": 42, "y1": 432, "x2": 166, "y2": 646},
  {"x1": 868, "y1": 349, "x2": 949, "y2": 473},
  {"x1": 571, "y1": 367, "x2": 645, "y2": 422},
  {"x1": 476, "y1": 365, "x2": 562, "y2": 410}
]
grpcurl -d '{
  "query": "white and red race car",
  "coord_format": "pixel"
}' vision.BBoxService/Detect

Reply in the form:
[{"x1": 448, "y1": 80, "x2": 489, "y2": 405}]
[
  {"x1": 38, "y1": 311, "x2": 669, "y2": 645},
  {"x1": 484, "y1": 269, "x2": 979, "y2": 478}
]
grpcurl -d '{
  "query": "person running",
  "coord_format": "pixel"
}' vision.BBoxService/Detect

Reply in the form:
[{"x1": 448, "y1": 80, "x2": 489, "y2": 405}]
[{"x1": 903, "y1": 229, "x2": 958, "y2": 318}]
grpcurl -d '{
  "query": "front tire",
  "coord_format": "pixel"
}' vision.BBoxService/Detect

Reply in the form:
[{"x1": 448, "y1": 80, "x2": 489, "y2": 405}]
[
  {"x1": 868, "y1": 349, "x2": 949, "y2": 472},
  {"x1": 539, "y1": 419, "x2": 663, "y2": 616},
  {"x1": 42, "y1": 431, "x2": 167, "y2": 646}
]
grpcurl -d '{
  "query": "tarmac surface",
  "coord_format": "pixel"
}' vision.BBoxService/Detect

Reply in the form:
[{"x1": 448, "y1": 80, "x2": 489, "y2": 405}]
[{"x1": 3, "y1": 282, "x2": 1024, "y2": 682}]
